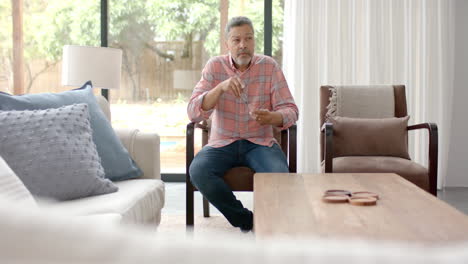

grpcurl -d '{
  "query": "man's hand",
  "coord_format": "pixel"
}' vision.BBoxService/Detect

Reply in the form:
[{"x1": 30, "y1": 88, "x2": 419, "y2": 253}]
[
  {"x1": 202, "y1": 76, "x2": 244, "y2": 111},
  {"x1": 253, "y1": 109, "x2": 283, "y2": 127},
  {"x1": 219, "y1": 76, "x2": 245, "y2": 98}
]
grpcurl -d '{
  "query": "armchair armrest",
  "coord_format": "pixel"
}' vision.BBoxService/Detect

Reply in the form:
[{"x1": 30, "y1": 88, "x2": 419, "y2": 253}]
[
  {"x1": 286, "y1": 125, "x2": 297, "y2": 172},
  {"x1": 186, "y1": 123, "x2": 196, "y2": 176},
  {"x1": 407, "y1": 123, "x2": 438, "y2": 195},
  {"x1": 320, "y1": 123, "x2": 327, "y2": 133},
  {"x1": 114, "y1": 128, "x2": 161, "y2": 180},
  {"x1": 322, "y1": 122, "x2": 334, "y2": 172},
  {"x1": 186, "y1": 122, "x2": 208, "y2": 170}
]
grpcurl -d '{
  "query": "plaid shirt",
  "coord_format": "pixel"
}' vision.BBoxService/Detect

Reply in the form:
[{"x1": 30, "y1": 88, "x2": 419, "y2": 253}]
[{"x1": 187, "y1": 54, "x2": 298, "y2": 148}]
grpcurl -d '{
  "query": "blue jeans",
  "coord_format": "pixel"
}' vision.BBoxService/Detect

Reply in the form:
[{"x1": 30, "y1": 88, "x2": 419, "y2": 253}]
[{"x1": 189, "y1": 139, "x2": 289, "y2": 231}]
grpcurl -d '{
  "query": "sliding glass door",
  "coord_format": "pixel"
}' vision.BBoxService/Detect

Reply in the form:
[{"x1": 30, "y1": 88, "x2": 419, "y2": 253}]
[
  {"x1": 5, "y1": 0, "x2": 284, "y2": 176},
  {"x1": 108, "y1": 0, "x2": 284, "y2": 174}
]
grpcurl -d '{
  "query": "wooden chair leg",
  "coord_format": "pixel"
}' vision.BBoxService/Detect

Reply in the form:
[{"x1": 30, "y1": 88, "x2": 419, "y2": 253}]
[
  {"x1": 203, "y1": 196, "x2": 210, "y2": 217},
  {"x1": 186, "y1": 184, "x2": 194, "y2": 227}
]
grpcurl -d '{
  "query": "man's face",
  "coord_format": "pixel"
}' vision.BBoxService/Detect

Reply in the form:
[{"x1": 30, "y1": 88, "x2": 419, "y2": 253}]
[{"x1": 226, "y1": 24, "x2": 255, "y2": 68}]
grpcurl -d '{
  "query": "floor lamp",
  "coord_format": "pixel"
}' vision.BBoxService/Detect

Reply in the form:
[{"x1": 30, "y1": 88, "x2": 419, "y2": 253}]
[{"x1": 61, "y1": 45, "x2": 122, "y2": 100}]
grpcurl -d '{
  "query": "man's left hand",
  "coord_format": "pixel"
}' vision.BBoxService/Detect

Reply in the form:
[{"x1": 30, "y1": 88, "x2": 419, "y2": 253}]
[{"x1": 253, "y1": 109, "x2": 283, "y2": 127}]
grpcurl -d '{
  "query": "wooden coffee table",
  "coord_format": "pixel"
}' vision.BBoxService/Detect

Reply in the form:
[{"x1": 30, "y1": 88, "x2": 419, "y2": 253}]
[{"x1": 254, "y1": 173, "x2": 468, "y2": 243}]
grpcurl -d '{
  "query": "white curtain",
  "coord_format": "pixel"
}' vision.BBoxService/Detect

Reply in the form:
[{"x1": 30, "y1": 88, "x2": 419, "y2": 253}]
[{"x1": 283, "y1": 0, "x2": 454, "y2": 188}]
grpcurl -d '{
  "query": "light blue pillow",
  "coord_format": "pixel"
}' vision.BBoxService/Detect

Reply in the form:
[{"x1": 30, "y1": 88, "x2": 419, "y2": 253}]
[
  {"x1": 0, "y1": 104, "x2": 118, "y2": 200},
  {"x1": 0, "y1": 81, "x2": 142, "y2": 181}
]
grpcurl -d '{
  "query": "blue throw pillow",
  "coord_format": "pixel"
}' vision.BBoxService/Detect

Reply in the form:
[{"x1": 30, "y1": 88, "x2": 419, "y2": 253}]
[
  {"x1": 0, "y1": 104, "x2": 118, "y2": 200},
  {"x1": 0, "y1": 81, "x2": 142, "y2": 181}
]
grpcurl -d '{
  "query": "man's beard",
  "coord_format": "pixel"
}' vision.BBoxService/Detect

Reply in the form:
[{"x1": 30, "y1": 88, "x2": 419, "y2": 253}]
[{"x1": 231, "y1": 51, "x2": 252, "y2": 66}]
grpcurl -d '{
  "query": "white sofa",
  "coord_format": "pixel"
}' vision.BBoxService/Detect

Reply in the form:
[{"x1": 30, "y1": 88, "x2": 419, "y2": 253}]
[
  {"x1": 16, "y1": 96, "x2": 165, "y2": 226},
  {"x1": 1, "y1": 197, "x2": 468, "y2": 264}
]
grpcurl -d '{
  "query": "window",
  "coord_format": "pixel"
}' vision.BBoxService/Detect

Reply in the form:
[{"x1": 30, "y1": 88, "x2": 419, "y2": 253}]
[
  {"x1": 21, "y1": 0, "x2": 100, "y2": 94},
  {"x1": 6, "y1": 0, "x2": 282, "y2": 176},
  {"x1": 108, "y1": 0, "x2": 283, "y2": 174},
  {"x1": 229, "y1": 0, "x2": 284, "y2": 66},
  {"x1": 108, "y1": 0, "x2": 219, "y2": 173},
  {"x1": 0, "y1": 1, "x2": 12, "y2": 93}
]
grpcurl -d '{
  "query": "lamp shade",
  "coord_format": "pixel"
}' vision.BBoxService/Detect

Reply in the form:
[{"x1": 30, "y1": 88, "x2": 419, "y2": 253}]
[{"x1": 61, "y1": 45, "x2": 122, "y2": 89}]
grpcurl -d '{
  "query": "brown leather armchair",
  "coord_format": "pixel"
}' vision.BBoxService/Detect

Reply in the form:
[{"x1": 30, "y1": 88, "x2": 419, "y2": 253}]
[
  {"x1": 320, "y1": 85, "x2": 438, "y2": 196},
  {"x1": 186, "y1": 121, "x2": 297, "y2": 227}
]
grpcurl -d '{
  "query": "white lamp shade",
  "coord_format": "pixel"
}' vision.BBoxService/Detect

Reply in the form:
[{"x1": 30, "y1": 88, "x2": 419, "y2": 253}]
[{"x1": 61, "y1": 45, "x2": 122, "y2": 89}]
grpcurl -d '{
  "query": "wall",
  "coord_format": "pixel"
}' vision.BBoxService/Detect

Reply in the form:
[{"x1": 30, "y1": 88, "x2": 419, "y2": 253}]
[{"x1": 446, "y1": 0, "x2": 468, "y2": 187}]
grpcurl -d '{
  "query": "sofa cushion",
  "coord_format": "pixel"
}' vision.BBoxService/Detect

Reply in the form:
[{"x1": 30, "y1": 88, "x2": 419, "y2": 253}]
[
  {"x1": 327, "y1": 156, "x2": 429, "y2": 191},
  {"x1": 330, "y1": 116, "x2": 410, "y2": 159},
  {"x1": 74, "y1": 213, "x2": 123, "y2": 227},
  {"x1": 0, "y1": 104, "x2": 118, "y2": 200},
  {"x1": 0, "y1": 156, "x2": 37, "y2": 208},
  {"x1": 39, "y1": 179, "x2": 165, "y2": 226},
  {"x1": 0, "y1": 81, "x2": 142, "y2": 181}
]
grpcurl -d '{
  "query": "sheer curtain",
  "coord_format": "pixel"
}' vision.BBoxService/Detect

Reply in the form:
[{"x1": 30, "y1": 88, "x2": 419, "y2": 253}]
[{"x1": 283, "y1": 0, "x2": 454, "y2": 188}]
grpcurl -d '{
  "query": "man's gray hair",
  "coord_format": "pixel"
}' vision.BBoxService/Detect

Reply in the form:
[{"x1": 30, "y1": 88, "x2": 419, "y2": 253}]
[{"x1": 225, "y1": 16, "x2": 254, "y2": 38}]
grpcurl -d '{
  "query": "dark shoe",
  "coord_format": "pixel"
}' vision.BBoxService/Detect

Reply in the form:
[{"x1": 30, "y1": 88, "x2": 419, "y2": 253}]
[
  {"x1": 239, "y1": 211, "x2": 253, "y2": 232},
  {"x1": 240, "y1": 227, "x2": 251, "y2": 233}
]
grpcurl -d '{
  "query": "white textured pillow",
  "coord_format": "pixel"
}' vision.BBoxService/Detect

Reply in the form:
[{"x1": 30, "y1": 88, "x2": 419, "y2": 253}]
[
  {"x1": 0, "y1": 156, "x2": 37, "y2": 208},
  {"x1": 0, "y1": 104, "x2": 117, "y2": 201}
]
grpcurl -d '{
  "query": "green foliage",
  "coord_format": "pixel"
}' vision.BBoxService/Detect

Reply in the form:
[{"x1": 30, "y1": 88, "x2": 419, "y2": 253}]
[
  {"x1": 202, "y1": 0, "x2": 284, "y2": 57},
  {"x1": 1, "y1": 0, "x2": 284, "y2": 91},
  {"x1": 18, "y1": 0, "x2": 282, "y2": 62},
  {"x1": 0, "y1": 2, "x2": 12, "y2": 90},
  {"x1": 146, "y1": 0, "x2": 219, "y2": 41},
  {"x1": 24, "y1": 0, "x2": 100, "y2": 62},
  {"x1": 0, "y1": 2, "x2": 12, "y2": 53}
]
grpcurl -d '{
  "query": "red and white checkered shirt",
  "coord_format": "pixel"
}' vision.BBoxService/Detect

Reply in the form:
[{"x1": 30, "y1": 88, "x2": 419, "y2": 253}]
[{"x1": 187, "y1": 54, "x2": 298, "y2": 148}]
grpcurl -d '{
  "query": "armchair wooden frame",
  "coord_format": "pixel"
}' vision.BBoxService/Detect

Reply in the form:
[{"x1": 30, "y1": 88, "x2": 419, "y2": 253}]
[
  {"x1": 321, "y1": 123, "x2": 438, "y2": 195},
  {"x1": 186, "y1": 122, "x2": 297, "y2": 227},
  {"x1": 319, "y1": 85, "x2": 438, "y2": 196}
]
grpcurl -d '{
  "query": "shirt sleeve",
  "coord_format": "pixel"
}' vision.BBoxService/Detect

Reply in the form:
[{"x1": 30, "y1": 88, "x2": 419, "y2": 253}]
[
  {"x1": 270, "y1": 63, "x2": 299, "y2": 130},
  {"x1": 187, "y1": 60, "x2": 215, "y2": 123}
]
